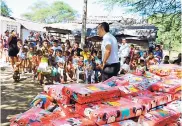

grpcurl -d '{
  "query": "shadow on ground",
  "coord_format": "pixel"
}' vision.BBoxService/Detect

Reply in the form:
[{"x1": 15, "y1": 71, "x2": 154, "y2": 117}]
[{"x1": 1, "y1": 67, "x2": 43, "y2": 126}]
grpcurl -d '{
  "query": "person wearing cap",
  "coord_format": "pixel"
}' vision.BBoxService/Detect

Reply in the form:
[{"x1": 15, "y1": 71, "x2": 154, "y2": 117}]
[
  {"x1": 97, "y1": 22, "x2": 120, "y2": 81},
  {"x1": 118, "y1": 38, "x2": 130, "y2": 66}
]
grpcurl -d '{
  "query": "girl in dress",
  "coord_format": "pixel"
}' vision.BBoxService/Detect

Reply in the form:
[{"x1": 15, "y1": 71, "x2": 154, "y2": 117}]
[
  {"x1": 37, "y1": 50, "x2": 50, "y2": 85},
  {"x1": 146, "y1": 52, "x2": 158, "y2": 69},
  {"x1": 17, "y1": 47, "x2": 27, "y2": 74}
]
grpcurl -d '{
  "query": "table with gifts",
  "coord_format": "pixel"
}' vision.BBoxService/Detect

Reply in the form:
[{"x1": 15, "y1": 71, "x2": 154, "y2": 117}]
[{"x1": 10, "y1": 64, "x2": 182, "y2": 126}]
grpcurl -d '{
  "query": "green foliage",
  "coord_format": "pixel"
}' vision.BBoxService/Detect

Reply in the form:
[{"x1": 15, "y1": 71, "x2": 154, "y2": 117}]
[
  {"x1": 22, "y1": 0, "x2": 77, "y2": 23},
  {"x1": 98, "y1": 0, "x2": 181, "y2": 51},
  {"x1": 98, "y1": 0, "x2": 181, "y2": 15},
  {"x1": 1, "y1": 0, "x2": 12, "y2": 16},
  {"x1": 148, "y1": 13, "x2": 181, "y2": 51}
]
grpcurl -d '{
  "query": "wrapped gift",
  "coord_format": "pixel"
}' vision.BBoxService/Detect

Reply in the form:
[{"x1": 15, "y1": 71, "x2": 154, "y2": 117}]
[
  {"x1": 75, "y1": 97, "x2": 144, "y2": 125},
  {"x1": 117, "y1": 85, "x2": 141, "y2": 96},
  {"x1": 149, "y1": 64, "x2": 182, "y2": 77},
  {"x1": 166, "y1": 100, "x2": 182, "y2": 114},
  {"x1": 62, "y1": 84, "x2": 121, "y2": 104},
  {"x1": 44, "y1": 84, "x2": 71, "y2": 104},
  {"x1": 102, "y1": 76, "x2": 129, "y2": 87},
  {"x1": 30, "y1": 92, "x2": 56, "y2": 110},
  {"x1": 40, "y1": 106, "x2": 75, "y2": 125},
  {"x1": 10, "y1": 107, "x2": 51, "y2": 126},
  {"x1": 51, "y1": 114, "x2": 96, "y2": 126},
  {"x1": 117, "y1": 73, "x2": 146, "y2": 84},
  {"x1": 151, "y1": 79, "x2": 182, "y2": 93},
  {"x1": 171, "y1": 91, "x2": 182, "y2": 100},
  {"x1": 153, "y1": 92, "x2": 173, "y2": 107},
  {"x1": 138, "y1": 107, "x2": 181, "y2": 126},
  {"x1": 101, "y1": 120, "x2": 139, "y2": 126}
]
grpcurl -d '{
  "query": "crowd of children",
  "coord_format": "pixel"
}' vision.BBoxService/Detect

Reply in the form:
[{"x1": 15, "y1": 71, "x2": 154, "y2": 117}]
[
  {"x1": 12, "y1": 37, "x2": 102, "y2": 85},
  {"x1": 1, "y1": 31, "x2": 181, "y2": 85},
  {"x1": 119, "y1": 43, "x2": 181, "y2": 76}
]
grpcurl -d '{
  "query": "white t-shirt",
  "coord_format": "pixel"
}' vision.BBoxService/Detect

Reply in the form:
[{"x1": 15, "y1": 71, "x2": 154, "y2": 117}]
[
  {"x1": 52, "y1": 46, "x2": 62, "y2": 55},
  {"x1": 118, "y1": 43, "x2": 130, "y2": 58},
  {"x1": 55, "y1": 56, "x2": 65, "y2": 63},
  {"x1": 52, "y1": 46, "x2": 62, "y2": 51},
  {"x1": 101, "y1": 33, "x2": 119, "y2": 64},
  {"x1": 121, "y1": 63, "x2": 130, "y2": 72}
]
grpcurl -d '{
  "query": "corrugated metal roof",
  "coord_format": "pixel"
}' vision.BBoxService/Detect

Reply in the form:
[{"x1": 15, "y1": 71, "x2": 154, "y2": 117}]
[
  {"x1": 0, "y1": 16, "x2": 19, "y2": 23},
  {"x1": 15, "y1": 19, "x2": 46, "y2": 32}
]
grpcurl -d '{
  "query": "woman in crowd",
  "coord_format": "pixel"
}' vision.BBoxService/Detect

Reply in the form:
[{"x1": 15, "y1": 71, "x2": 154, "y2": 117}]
[{"x1": 8, "y1": 30, "x2": 19, "y2": 70}]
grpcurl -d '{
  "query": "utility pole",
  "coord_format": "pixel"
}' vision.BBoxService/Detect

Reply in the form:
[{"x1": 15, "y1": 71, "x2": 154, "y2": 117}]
[{"x1": 81, "y1": 0, "x2": 87, "y2": 49}]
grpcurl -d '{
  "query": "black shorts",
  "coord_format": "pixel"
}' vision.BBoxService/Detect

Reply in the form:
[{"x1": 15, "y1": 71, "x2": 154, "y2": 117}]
[{"x1": 102, "y1": 62, "x2": 120, "y2": 81}]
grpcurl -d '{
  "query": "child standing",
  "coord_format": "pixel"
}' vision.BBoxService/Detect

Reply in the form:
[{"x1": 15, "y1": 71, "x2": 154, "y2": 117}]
[
  {"x1": 27, "y1": 46, "x2": 35, "y2": 73},
  {"x1": 57, "y1": 60, "x2": 66, "y2": 83},
  {"x1": 84, "y1": 54, "x2": 95, "y2": 84},
  {"x1": 136, "y1": 59, "x2": 146, "y2": 75},
  {"x1": 17, "y1": 47, "x2": 27, "y2": 74},
  {"x1": 119, "y1": 57, "x2": 130, "y2": 74}
]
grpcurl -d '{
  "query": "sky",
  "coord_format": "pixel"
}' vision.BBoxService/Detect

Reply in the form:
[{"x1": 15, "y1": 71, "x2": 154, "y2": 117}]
[{"x1": 4, "y1": 0, "x2": 141, "y2": 19}]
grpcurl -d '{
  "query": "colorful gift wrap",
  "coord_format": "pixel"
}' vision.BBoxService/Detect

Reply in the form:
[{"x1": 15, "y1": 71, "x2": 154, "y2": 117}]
[
  {"x1": 151, "y1": 79, "x2": 182, "y2": 93},
  {"x1": 117, "y1": 85, "x2": 141, "y2": 96},
  {"x1": 40, "y1": 106, "x2": 75, "y2": 125},
  {"x1": 138, "y1": 107, "x2": 181, "y2": 126},
  {"x1": 149, "y1": 64, "x2": 182, "y2": 77},
  {"x1": 171, "y1": 91, "x2": 182, "y2": 100},
  {"x1": 62, "y1": 83, "x2": 121, "y2": 104},
  {"x1": 10, "y1": 107, "x2": 51, "y2": 126},
  {"x1": 44, "y1": 84, "x2": 71, "y2": 104},
  {"x1": 166, "y1": 100, "x2": 182, "y2": 114},
  {"x1": 75, "y1": 97, "x2": 144, "y2": 125},
  {"x1": 117, "y1": 73, "x2": 146, "y2": 84},
  {"x1": 152, "y1": 92, "x2": 173, "y2": 107},
  {"x1": 101, "y1": 120, "x2": 139, "y2": 126},
  {"x1": 51, "y1": 114, "x2": 96, "y2": 126},
  {"x1": 102, "y1": 76, "x2": 129, "y2": 87},
  {"x1": 30, "y1": 92, "x2": 56, "y2": 110}
]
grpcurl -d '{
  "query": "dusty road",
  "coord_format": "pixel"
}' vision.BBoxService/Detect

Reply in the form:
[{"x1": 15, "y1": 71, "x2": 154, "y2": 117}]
[{"x1": 1, "y1": 65, "x2": 43, "y2": 126}]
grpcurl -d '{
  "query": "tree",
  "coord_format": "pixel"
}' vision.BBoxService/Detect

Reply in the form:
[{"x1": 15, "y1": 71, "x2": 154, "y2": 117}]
[
  {"x1": 98, "y1": 0, "x2": 181, "y2": 16},
  {"x1": 98, "y1": 0, "x2": 181, "y2": 52},
  {"x1": 22, "y1": 0, "x2": 77, "y2": 23},
  {"x1": 148, "y1": 13, "x2": 181, "y2": 53},
  {"x1": 1, "y1": 0, "x2": 12, "y2": 16}
]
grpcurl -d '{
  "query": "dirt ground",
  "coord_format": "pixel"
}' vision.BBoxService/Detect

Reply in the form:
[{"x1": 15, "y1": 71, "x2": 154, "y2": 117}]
[{"x1": 0, "y1": 66, "x2": 43, "y2": 126}]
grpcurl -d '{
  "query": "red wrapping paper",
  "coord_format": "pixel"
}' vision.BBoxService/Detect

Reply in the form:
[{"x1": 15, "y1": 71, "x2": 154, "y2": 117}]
[
  {"x1": 44, "y1": 84, "x2": 71, "y2": 104},
  {"x1": 62, "y1": 84, "x2": 121, "y2": 104},
  {"x1": 151, "y1": 79, "x2": 182, "y2": 93},
  {"x1": 138, "y1": 107, "x2": 181, "y2": 126},
  {"x1": 75, "y1": 97, "x2": 144, "y2": 125}
]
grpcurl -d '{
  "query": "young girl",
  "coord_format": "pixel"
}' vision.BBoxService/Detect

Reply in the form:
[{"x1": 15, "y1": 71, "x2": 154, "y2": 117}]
[
  {"x1": 66, "y1": 57, "x2": 75, "y2": 82},
  {"x1": 32, "y1": 50, "x2": 42, "y2": 80},
  {"x1": 27, "y1": 46, "x2": 35, "y2": 73},
  {"x1": 136, "y1": 59, "x2": 146, "y2": 75},
  {"x1": 72, "y1": 51, "x2": 79, "y2": 69},
  {"x1": 130, "y1": 54, "x2": 138, "y2": 71},
  {"x1": 37, "y1": 50, "x2": 51, "y2": 85},
  {"x1": 119, "y1": 57, "x2": 130, "y2": 74},
  {"x1": 84, "y1": 54, "x2": 95, "y2": 84},
  {"x1": 17, "y1": 47, "x2": 27, "y2": 74},
  {"x1": 57, "y1": 60, "x2": 66, "y2": 83},
  {"x1": 146, "y1": 52, "x2": 158, "y2": 69}
]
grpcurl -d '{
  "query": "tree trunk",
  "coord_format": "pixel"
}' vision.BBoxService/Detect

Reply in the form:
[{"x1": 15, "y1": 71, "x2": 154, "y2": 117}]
[{"x1": 81, "y1": 0, "x2": 87, "y2": 49}]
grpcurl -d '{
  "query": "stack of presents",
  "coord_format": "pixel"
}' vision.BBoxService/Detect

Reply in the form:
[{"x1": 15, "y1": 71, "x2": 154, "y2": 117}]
[{"x1": 10, "y1": 64, "x2": 182, "y2": 126}]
